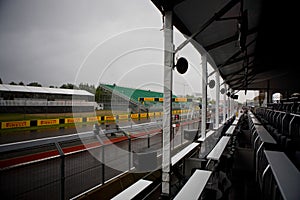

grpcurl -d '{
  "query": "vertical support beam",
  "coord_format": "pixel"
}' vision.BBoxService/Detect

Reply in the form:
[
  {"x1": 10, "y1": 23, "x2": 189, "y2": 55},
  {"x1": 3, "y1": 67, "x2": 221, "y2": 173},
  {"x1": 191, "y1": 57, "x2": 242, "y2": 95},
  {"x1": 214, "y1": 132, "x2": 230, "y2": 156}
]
[
  {"x1": 147, "y1": 134, "x2": 150, "y2": 148},
  {"x1": 95, "y1": 134, "x2": 105, "y2": 184},
  {"x1": 216, "y1": 72, "x2": 220, "y2": 127},
  {"x1": 162, "y1": 10, "x2": 173, "y2": 197},
  {"x1": 233, "y1": 91, "x2": 236, "y2": 116},
  {"x1": 231, "y1": 89, "x2": 234, "y2": 117},
  {"x1": 223, "y1": 84, "x2": 226, "y2": 123},
  {"x1": 201, "y1": 53, "x2": 207, "y2": 138},
  {"x1": 227, "y1": 85, "x2": 230, "y2": 120},
  {"x1": 267, "y1": 80, "x2": 271, "y2": 104},
  {"x1": 55, "y1": 143, "x2": 65, "y2": 200},
  {"x1": 128, "y1": 137, "x2": 131, "y2": 170},
  {"x1": 102, "y1": 145, "x2": 105, "y2": 184},
  {"x1": 230, "y1": 90, "x2": 232, "y2": 117}
]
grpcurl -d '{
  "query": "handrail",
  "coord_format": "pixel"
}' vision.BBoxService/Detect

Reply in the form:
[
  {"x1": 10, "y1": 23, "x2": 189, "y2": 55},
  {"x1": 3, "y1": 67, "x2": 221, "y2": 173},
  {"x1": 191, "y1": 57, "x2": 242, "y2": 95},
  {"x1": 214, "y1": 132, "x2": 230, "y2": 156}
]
[
  {"x1": 171, "y1": 142, "x2": 200, "y2": 166},
  {"x1": 173, "y1": 170, "x2": 212, "y2": 200},
  {"x1": 206, "y1": 136, "x2": 230, "y2": 161},
  {"x1": 225, "y1": 125, "x2": 236, "y2": 136},
  {"x1": 264, "y1": 150, "x2": 300, "y2": 200},
  {"x1": 111, "y1": 179, "x2": 153, "y2": 200}
]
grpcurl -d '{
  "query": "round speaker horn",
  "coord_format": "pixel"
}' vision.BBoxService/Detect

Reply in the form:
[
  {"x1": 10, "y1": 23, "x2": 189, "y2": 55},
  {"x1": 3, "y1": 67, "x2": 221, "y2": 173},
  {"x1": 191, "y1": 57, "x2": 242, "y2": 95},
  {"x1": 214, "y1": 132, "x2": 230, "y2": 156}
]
[
  {"x1": 220, "y1": 88, "x2": 226, "y2": 94},
  {"x1": 208, "y1": 80, "x2": 215, "y2": 89},
  {"x1": 175, "y1": 57, "x2": 188, "y2": 74}
]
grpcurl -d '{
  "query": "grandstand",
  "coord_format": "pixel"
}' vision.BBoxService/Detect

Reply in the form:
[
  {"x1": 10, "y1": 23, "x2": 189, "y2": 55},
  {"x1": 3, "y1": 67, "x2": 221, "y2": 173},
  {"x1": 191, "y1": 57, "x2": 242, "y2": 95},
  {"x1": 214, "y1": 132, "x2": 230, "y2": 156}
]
[
  {"x1": 0, "y1": 84, "x2": 95, "y2": 113},
  {"x1": 98, "y1": 84, "x2": 180, "y2": 112}
]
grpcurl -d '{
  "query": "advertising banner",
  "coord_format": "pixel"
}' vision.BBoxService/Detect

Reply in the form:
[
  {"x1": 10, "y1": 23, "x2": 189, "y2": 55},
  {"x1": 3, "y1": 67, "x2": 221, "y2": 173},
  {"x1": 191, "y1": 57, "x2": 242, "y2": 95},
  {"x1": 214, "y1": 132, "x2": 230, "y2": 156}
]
[
  {"x1": 1, "y1": 121, "x2": 30, "y2": 129},
  {"x1": 37, "y1": 119, "x2": 59, "y2": 126}
]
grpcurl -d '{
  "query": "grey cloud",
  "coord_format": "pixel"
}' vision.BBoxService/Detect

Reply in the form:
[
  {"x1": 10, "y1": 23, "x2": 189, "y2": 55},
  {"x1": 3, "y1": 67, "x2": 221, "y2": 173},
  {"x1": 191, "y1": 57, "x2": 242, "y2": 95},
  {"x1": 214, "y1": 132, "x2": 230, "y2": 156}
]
[{"x1": 0, "y1": 0, "x2": 162, "y2": 86}]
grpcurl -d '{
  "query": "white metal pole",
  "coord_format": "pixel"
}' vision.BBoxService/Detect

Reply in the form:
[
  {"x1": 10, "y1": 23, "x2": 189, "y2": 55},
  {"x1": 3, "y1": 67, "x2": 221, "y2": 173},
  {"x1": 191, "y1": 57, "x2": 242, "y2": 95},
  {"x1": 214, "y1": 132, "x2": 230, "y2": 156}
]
[
  {"x1": 223, "y1": 84, "x2": 226, "y2": 123},
  {"x1": 227, "y1": 87, "x2": 230, "y2": 120},
  {"x1": 231, "y1": 89, "x2": 234, "y2": 117},
  {"x1": 162, "y1": 10, "x2": 173, "y2": 197},
  {"x1": 201, "y1": 53, "x2": 207, "y2": 138},
  {"x1": 216, "y1": 72, "x2": 220, "y2": 128}
]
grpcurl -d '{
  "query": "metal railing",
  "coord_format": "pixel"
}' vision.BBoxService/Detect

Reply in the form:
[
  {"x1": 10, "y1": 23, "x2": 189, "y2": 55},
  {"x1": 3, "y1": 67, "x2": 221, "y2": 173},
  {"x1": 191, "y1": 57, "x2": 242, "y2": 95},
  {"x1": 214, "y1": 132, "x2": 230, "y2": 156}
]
[{"x1": 0, "y1": 119, "x2": 199, "y2": 199}]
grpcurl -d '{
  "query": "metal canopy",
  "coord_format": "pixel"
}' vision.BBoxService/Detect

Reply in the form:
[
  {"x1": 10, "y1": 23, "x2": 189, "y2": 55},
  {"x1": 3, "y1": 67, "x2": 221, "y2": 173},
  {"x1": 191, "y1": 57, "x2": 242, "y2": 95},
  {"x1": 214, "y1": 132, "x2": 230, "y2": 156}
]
[
  {"x1": 0, "y1": 84, "x2": 94, "y2": 96},
  {"x1": 151, "y1": 0, "x2": 299, "y2": 93}
]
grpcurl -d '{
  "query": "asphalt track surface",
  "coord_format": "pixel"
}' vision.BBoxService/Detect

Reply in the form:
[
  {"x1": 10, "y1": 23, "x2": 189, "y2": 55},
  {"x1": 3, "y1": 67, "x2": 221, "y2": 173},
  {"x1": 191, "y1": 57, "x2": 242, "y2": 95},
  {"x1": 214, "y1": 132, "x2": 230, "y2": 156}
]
[{"x1": 0, "y1": 119, "x2": 200, "y2": 199}]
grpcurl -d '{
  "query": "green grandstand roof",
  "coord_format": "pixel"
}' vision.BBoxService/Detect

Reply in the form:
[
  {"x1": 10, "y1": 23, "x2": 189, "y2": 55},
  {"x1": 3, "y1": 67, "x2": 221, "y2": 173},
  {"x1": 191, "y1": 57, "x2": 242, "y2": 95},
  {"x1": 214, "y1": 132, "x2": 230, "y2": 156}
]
[{"x1": 100, "y1": 84, "x2": 176, "y2": 103}]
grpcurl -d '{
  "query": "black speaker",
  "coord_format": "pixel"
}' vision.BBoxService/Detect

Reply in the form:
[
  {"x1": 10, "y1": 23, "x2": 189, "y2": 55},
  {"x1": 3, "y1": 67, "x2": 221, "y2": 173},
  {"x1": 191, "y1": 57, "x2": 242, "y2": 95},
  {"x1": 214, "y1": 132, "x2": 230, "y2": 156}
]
[{"x1": 175, "y1": 57, "x2": 188, "y2": 74}]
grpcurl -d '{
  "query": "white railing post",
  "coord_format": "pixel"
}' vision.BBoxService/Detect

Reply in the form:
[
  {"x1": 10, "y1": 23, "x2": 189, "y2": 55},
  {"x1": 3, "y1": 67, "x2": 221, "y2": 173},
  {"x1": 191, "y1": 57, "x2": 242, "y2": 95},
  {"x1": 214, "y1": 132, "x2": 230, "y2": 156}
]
[
  {"x1": 216, "y1": 72, "x2": 220, "y2": 127},
  {"x1": 223, "y1": 84, "x2": 226, "y2": 123},
  {"x1": 162, "y1": 10, "x2": 173, "y2": 197},
  {"x1": 201, "y1": 53, "x2": 207, "y2": 138}
]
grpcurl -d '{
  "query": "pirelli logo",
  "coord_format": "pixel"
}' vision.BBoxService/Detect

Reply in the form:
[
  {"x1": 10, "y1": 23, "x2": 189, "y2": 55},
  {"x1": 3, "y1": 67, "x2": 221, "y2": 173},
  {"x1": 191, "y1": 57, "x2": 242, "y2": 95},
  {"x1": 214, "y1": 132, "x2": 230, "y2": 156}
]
[
  {"x1": 174, "y1": 98, "x2": 187, "y2": 102},
  {"x1": 87, "y1": 116, "x2": 99, "y2": 122},
  {"x1": 37, "y1": 119, "x2": 59, "y2": 126},
  {"x1": 105, "y1": 116, "x2": 116, "y2": 121},
  {"x1": 64, "y1": 118, "x2": 82, "y2": 124},
  {"x1": 118, "y1": 114, "x2": 128, "y2": 120},
  {"x1": 1, "y1": 121, "x2": 30, "y2": 129},
  {"x1": 131, "y1": 114, "x2": 139, "y2": 119},
  {"x1": 140, "y1": 113, "x2": 147, "y2": 118}
]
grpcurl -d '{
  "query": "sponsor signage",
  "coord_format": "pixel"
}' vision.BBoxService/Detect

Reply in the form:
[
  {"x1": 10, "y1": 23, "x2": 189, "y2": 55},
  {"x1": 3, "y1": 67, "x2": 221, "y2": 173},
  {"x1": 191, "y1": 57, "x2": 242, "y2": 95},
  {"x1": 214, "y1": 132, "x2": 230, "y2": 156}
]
[
  {"x1": 140, "y1": 113, "x2": 147, "y2": 118},
  {"x1": 131, "y1": 114, "x2": 139, "y2": 119},
  {"x1": 64, "y1": 118, "x2": 82, "y2": 124},
  {"x1": 118, "y1": 114, "x2": 128, "y2": 120},
  {"x1": 37, "y1": 119, "x2": 59, "y2": 126},
  {"x1": 1, "y1": 121, "x2": 30, "y2": 129},
  {"x1": 86, "y1": 116, "x2": 99, "y2": 122},
  {"x1": 148, "y1": 112, "x2": 154, "y2": 117},
  {"x1": 144, "y1": 97, "x2": 154, "y2": 101},
  {"x1": 105, "y1": 116, "x2": 116, "y2": 121},
  {"x1": 175, "y1": 98, "x2": 187, "y2": 102}
]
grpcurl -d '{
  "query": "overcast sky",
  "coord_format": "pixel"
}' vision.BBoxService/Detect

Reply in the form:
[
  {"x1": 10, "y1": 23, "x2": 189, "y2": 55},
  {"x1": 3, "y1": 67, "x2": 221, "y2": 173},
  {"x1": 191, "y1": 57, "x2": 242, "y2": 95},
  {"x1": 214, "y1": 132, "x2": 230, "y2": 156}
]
[{"x1": 0, "y1": 0, "x2": 256, "y2": 102}]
